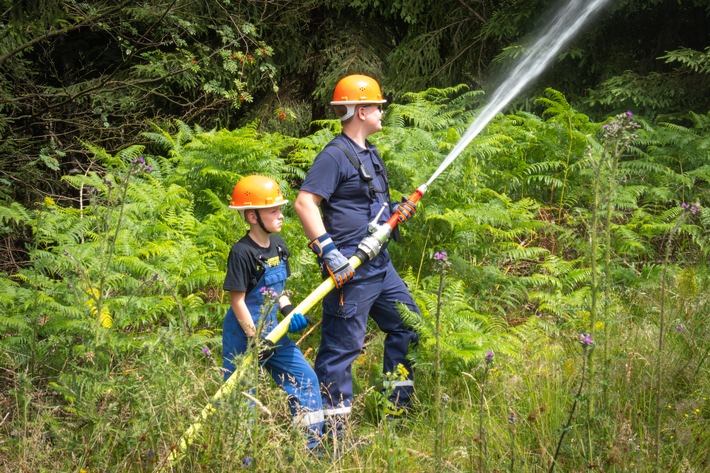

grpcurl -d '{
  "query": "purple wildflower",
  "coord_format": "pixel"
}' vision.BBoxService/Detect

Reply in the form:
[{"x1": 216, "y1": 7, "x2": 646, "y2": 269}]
[
  {"x1": 508, "y1": 410, "x2": 517, "y2": 425},
  {"x1": 260, "y1": 286, "x2": 278, "y2": 300},
  {"x1": 676, "y1": 325, "x2": 684, "y2": 332},
  {"x1": 691, "y1": 203, "x2": 700, "y2": 215},
  {"x1": 601, "y1": 110, "x2": 641, "y2": 142},
  {"x1": 202, "y1": 347, "x2": 212, "y2": 357},
  {"x1": 434, "y1": 251, "x2": 448, "y2": 261},
  {"x1": 579, "y1": 333, "x2": 594, "y2": 348},
  {"x1": 130, "y1": 155, "x2": 153, "y2": 174},
  {"x1": 681, "y1": 202, "x2": 701, "y2": 215},
  {"x1": 485, "y1": 350, "x2": 495, "y2": 364}
]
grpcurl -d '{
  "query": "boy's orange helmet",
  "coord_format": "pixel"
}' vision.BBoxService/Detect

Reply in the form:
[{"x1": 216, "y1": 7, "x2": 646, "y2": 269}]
[
  {"x1": 330, "y1": 74, "x2": 387, "y2": 106},
  {"x1": 229, "y1": 175, "x2": 287, "y2": 218}
]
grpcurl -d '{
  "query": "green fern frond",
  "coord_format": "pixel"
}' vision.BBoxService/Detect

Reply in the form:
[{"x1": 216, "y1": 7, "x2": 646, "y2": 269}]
[
  {"x1": 499, "y1": 245, "x2": 550, "y2": 263},
  {"x1": 0, "y1": 202, "x2": 31, "y2": 227},
  {"x1": 114, "y1": 255, "x2": 158, "y2": 279},
  {"x1": 518, "y1": 273, "x2": 562, "y2": 290},
  {"x1": 537, "y1": 88, "x2": 573, "y2": 116},
  {"x1": 560, "y1": 266, "x2": 590, "y2": 289}
]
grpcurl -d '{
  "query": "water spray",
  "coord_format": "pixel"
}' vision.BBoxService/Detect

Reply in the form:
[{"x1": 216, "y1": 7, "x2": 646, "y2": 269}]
[
  {"x1": 161, "y1": 0, "x2": 610, "y2": 467},
  {"x1": 426, "y1": 0, "x2": 610, "y2": 187}
]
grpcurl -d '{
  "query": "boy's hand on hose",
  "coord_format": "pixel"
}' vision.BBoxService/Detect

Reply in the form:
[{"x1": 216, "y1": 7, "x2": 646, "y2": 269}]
[
  {"x1": 257, "y1": 339, "x2": 276, "y2": 361},
  {"x1": 280, "y1": 304, "x2": 312, "y2": 333},
  {"x1": 288, "y1": 312, "x2": 308, "y2": 333}
]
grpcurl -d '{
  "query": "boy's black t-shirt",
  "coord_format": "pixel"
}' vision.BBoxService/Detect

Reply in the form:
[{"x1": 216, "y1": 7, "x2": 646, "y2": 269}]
[{"x1": 223, "y1": 233, "x2": 291, "y2": 295}]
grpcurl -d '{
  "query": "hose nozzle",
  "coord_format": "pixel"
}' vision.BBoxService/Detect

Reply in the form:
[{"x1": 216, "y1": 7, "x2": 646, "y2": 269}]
[{"x1": 356, "y1": 223, "x2": 392, "y2": 262}]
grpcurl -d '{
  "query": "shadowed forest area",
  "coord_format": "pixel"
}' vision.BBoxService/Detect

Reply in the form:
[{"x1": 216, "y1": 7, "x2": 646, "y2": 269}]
[{"x1": 1, "y1": 1, "x2": 708, "y2": 472}]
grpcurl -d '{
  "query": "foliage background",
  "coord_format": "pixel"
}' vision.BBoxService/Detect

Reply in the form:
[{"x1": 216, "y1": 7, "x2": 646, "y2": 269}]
[
  {"x1": 1, "y1": 0, "x2": 708, "y2": 210},
  {"x1": 1, "y1": 1, "x2": 709, "y2": 472}
]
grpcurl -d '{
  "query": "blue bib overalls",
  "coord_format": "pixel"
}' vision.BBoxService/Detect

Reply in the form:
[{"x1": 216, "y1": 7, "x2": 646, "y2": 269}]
[{"x1": 222, "y1": 258, "x2": 324, "y2": 442}]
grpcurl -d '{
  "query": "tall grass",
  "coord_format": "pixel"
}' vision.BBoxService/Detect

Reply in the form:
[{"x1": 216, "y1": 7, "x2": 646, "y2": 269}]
[
  {"x1": 1, "y1": 94, "x2": 708, "y2": 472},
  {"x1": 2, "y1": 253, "x2": 707, "y2": 473}
]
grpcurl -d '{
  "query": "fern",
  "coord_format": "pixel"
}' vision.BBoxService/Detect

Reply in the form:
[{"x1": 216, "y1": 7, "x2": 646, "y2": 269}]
[
  {"x1": 659, "y1": 46, "x2": 710, "y2": 74},
  {"x1": 404, "y1": 273, "x2": 500, "y2": 374}
]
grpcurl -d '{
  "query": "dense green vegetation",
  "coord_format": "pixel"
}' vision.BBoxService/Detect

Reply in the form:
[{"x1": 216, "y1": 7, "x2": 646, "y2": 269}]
[
  {"x1": 1, "y1": 1, "x2": 709, "y2": 472},
  {"x1": 1, "y1": 1, "x2": 708, "y2": 208},
  {"x1": 2, "y1": 86, "x2": 708, "y2": 471}
]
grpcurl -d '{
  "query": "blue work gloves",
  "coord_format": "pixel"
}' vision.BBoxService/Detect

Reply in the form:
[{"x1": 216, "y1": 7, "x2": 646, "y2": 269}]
[
  {"x1": 288, "y1": 312, "x2": 308, "y2": 333},
  {"x1": 395, "y1": 196, "x2": 417, "y2": 223},
  {"x1": 281, "y1": 303, "x2": 310, "y2": 333},
  {"x1": 308, "y1": 233, "x2": 355, "y2": 288}
]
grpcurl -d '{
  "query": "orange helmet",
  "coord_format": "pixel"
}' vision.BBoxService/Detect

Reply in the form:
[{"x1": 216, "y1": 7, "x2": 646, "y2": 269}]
[
  {"x1": 229, "y1": 175, "x2": 287, "y2": 218},
  {"x1": 331, "y1": 74, "x2": 386, "y2": 121}
]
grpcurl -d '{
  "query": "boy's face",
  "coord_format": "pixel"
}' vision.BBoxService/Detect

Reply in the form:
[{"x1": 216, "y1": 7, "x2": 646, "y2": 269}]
[{"x1": 255, "y1": 206, "x2": 284, "y2": 233}]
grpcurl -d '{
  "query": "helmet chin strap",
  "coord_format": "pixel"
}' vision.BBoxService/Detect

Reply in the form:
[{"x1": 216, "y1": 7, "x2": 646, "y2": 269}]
[{"x1": 254, "y1": 209, "x2": 271, "y2": 234}]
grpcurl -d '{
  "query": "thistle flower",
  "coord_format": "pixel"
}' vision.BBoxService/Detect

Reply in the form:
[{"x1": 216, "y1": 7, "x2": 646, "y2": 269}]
[
  {"x1": 202, "y1": 347, "x2": 212, "y2": 357},
  {"x1": 434, "y1": 251, "x2": 448, "y2": 261},
  {"x1": 601, "y1": 110, "x2": 641, "y2": 142},
  {"x1": 681, "y1": 202, "x2": 701, "y2": 215},
  {"x1": 508, "y1": 410, "x2": 517, "y2": 425},
  {"x1": 485, "y1": 350, "x2": 495, "y2": 364},
  {"x1": 579, "y1": 332, "x2": 594, "y2": 348},
  {"x1": 131, "y1": 155, "x2": 152, "y2": 173},
  {"x1": 259, "y1": 286, "x2": 278, "y2": 300}
]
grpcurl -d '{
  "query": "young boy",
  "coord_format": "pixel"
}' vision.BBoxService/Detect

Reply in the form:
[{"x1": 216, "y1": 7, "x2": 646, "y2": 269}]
[{"x1": 222, "y1": 174, "x2": 324, "y2": 451}]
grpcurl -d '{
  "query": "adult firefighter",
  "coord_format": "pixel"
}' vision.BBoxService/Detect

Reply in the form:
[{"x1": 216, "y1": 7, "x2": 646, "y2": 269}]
[
  {"x1": 294, "y1": 74, "x2": 420, "y2": 437},
  {"x1": 223, "y1": 175, "x2": 324, "y2": 452}
]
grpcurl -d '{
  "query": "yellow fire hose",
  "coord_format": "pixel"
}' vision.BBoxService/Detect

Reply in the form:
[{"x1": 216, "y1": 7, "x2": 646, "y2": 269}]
[{"x1": 162, "y1": 186, "x2": 426, "y2": 469}]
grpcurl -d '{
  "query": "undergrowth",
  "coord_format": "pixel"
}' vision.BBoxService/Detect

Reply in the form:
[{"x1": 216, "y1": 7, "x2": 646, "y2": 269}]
[{"x1": 1, "y1": 87, "x2": 708, "y2": 472}]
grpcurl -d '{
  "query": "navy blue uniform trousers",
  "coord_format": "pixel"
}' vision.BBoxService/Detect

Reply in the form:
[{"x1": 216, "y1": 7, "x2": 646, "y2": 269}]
[{"x1": 315, "y1": 259, "x2": 418, "y2": 416}]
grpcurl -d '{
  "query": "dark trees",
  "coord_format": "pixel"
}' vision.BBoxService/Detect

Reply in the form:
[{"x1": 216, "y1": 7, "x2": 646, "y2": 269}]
[{"x1": 1, "y1": 0, "x2": 708, "y2": 205}]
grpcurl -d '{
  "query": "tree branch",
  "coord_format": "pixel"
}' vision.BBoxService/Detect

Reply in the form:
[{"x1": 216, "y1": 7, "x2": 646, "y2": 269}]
[{"x1": 0, "y1": 0, "x2": 132, "y2": 66}]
